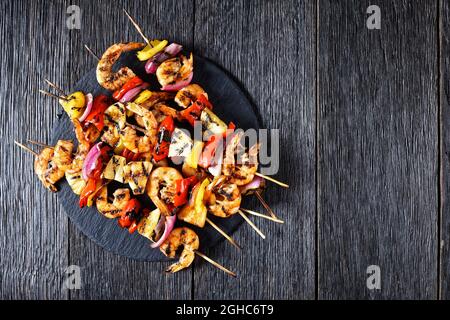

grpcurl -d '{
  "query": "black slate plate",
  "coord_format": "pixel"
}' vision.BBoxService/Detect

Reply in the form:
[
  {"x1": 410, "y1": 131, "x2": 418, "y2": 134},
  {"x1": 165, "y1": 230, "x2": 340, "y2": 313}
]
[{"x1": 51, "y1": 53, "x2": 260, "y2": 261}]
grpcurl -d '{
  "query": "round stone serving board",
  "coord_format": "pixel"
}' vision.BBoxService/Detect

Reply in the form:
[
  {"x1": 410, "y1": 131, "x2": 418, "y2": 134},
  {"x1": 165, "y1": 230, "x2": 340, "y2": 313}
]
[{"x1": 51, "y1": 52, "x2": 260, "y2": 261}]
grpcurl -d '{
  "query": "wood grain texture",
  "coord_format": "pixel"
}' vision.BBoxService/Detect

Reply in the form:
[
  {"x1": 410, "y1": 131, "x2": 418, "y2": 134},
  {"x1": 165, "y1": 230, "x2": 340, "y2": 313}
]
[
  {"x1": 193, "y1": 0, "x2": 316, "y2": 299},
  {"x1": 64, "y1": 0, "x2": 194, "y2": 300},
  {"x1": 318, "y1": 0, "x2": 438, "y2": 299},
  {"x1": 440, "y1": 0, "x2": 450, "y2": 299},
  {"x1": 0, "y1": 0, "x2": 69, "y2": 299}
]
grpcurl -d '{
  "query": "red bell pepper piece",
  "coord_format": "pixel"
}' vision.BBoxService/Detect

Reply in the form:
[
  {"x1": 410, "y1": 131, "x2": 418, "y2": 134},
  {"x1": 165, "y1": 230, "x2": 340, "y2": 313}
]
[
  {"x1": 196, "y1": 93, "x2": 213, "y2": 110},
  {"x1": 118, "y1": 198, "x2": 141, "y2": 230},
  {"x1": 173, "y1": 176, "x2": 198, "y2": 207},
  {"x1": 153, "y1": 116, "x2": 175, "y2": 162},
  {"x1": 112, "y1": 76, "x2": 144, "y2": 101},
  {"x1": 79, "y1": 178, "x2": 97, "y2": 208},
  {"x1": 180, "y1": 103, "x2": 203, "y2": 127},
  {"x1": 84, "y1": 94, "x2": 110, "y2": 131},
  {"x1": 121, "y1": 148, "x2": 141, "y2": 162},
  {"x1": 179, "y1": 94, "x2": 212, "y2": 126}
]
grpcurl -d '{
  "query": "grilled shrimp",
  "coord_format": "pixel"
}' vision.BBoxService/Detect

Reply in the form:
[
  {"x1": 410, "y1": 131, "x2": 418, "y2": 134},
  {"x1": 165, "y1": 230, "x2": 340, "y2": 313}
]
[
  {"x1": 53, "y1": 140, "x2": 74, "y2": 171},
  {"x1": 95, "y1": 186, "x2": 131, "y2": 218},
  {"x1": 206, "y1": 176, "x2": 242, "y2": 218},
  {"x1": 34, "y1": 146, "x2": 65, "y2": 192},
  {"x1": 229, "y1": 144, "x2": 259, "y2": 186},
  {"x1": 139, "y1": 91, "x2": 175, "y2": 109},
  {"x1": 136, "y1": 104, "x2": 180, "y2": 127},
  {"x1": 65, "y1": 120, "x2": 90, "y2": 193},
  {"x1": 121, "y1": 103, "x2": 158, "y2": 153},
  {"x1": 160, "y1": 227, "x2": 199, "y2": 273},
  {"x1": 156, "y1": 54, "x2": 193, "y2": 88},
  {"x1": 102, "y1": 103, "x2": 126, "y2": 148},
  {"x1": 222, "y1": 131, "x2": 243, "y2": 176},
  {"x1": 147, "y1": 167, "x2": 182, "y2": 216},
  {"x1": 72, "y1": 118, "x2": 90, "y2": 155},
  {"x1": 174, "y1": 84, "x2": 206, "y2": 108},
  {"x1": 96, "y1": 42, "x2": 145, "y2": 91}
]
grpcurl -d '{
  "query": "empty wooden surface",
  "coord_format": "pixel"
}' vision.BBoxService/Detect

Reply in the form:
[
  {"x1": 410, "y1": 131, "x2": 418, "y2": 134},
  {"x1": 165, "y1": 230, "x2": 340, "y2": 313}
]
[
  {"x1": 0, "y1": 0, "x2": 447, "y2": 300},
  {"x1": 318, "y1": 0, "x2": 438, "y2": 299}
]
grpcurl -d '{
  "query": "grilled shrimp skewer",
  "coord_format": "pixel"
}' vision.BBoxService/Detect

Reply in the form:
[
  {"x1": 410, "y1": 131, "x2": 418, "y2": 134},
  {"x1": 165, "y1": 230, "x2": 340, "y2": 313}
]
[
  {"x1": 205, "y1": 175, "x2": 265, "y2": 239},
  {"x1": 15, "y1": 140, "x2": 72, "y2": 192},
  {"x1": 160, "y1": 227, "x2": 236, "y2": 277}
]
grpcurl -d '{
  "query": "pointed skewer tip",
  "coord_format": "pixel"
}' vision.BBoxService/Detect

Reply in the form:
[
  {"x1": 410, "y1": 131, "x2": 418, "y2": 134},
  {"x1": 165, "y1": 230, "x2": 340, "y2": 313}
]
[
  {"x1": 240, "y1": 208, "x2": 284, "y2": 224},
  {"x1": 238, "y1": 210, "x2": 266, "y2": 239},
  {"x1": 255, "y1": 172, "x2": 289, "y2": 188},
  {"x1": 206, "y1": 217, "x2": 241, "y2": 250},
  {"x1": 14, "y1": 140, "x2": 39, "y2": 157},
  {"x1": 194, "y1": 251, "x2": 237, "y2": 277}
]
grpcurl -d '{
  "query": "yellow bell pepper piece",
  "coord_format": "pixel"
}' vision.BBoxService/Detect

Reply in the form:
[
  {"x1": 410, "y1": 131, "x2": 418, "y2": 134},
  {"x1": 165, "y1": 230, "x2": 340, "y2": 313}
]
[
  {"x1": 59, "y1": 91, "x2": 86, "y2": 119},
  {"x1": 113, "y1": 138, "x2": 125, "y2": 154},
  {"x1": 136, "y1": 40, "x2": 168, "y2": 61},
  {"x1": 185, "y1": 141, "x2": 204, "y2": 169},
  {"x1": 87, "y1": 180, "x2": 104, "y2": 207},
  {"x1": 134, "y1": 89, "x2": 153, "y2": 104},
  {"x1": 194, "y1": 178, "x2": 210, "y2": 216}
]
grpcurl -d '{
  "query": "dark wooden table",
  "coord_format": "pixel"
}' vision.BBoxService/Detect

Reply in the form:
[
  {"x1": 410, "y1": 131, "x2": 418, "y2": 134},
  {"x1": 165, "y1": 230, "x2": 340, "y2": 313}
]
[{"x1": 1, "y1": 0, "x2": 448, "y2": 300}]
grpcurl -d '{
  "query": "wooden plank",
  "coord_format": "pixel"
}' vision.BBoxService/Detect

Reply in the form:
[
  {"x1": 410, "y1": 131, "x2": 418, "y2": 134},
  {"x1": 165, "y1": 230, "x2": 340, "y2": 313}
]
[
  {"x1": 0, "y1": 0, "x2": 69, "y2": 299},
  {"x1": 440, "y1": 0, "x2": 450, "y2": 299},
  {"x1": 318, "y1": 0, "x2": 438, "y2": 299},
  {"x1": 65, "y1": 0, "x2": 194, "y2": 299},
  {"x1": 193, "y1": 0, "x2": 316, "y2": 299}
]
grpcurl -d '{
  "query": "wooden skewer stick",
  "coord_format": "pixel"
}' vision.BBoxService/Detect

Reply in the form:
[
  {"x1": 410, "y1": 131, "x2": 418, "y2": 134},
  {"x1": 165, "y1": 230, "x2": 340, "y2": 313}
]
[
  {"x1": 255, "y1": 172, "x2": 289, "y2": 188},
  {"x1": 123, "y1": 9, "x2": 151, "y2": 46},
  {"x1": 241, "y1": 208, "x2": 281, "y2": 223},
  {"x1": 44, "y1": 79, "x2": 67, "y2": 97},
  {"x1": 39, "y1": 89, "x2": 68, "y2": 101},
  {"x1": 125, "y1": 122, "x2": 146, "y2": 134},
  {"x1": 84, "y1": 44, "x2": 100, "y2": 60},
  {"x1": 194, "y1": 251, "x2": 236, "y2": 277},
  {"x1": 27, "y1": 139, "x2": 52, "y2": 149},
  {"x1": 206, "y1": 217, "x2": 241, "y2": 250},
  {"x1": 255, "y1": 191, "x2": 277, "y2": 218},
  {"x1": 240, "y1": 208, "x2": 284, "y2": 224},
  {"x1": 237, "y1": 209, "x2": 266, "y2": 239},
  {"x1": 14, "y1": 140, "x2": 39, "y2": 157}
]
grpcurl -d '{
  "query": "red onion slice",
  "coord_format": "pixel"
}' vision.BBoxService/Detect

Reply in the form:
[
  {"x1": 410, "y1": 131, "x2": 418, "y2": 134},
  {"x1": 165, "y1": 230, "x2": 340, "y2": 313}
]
[
  {"x1": 78, "y1": 93, "x2": 93, "y2": 122},
  {"x1": 145, "y1": 43, "x2": 183, "y2": 74},
  {"x1": 119, "y1": 83, "x2": 149, "y2": 103},
  {"x1": 150, "y1": 215, "x2": 176, "y2": 248},
  {"x1": 82, "y1": 142, "x2": 102, "y2": 180},
  {"x1": 239, "y1": 176, "x2": 264, "y2": 195}
]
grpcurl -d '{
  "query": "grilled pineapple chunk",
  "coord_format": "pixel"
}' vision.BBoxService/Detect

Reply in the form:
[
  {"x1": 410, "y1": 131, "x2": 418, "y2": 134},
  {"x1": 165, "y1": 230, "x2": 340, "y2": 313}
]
[
  {"x1": 104, "y1": 102, "x2": 126, "y2": 130},
  {"x1": 137, "y1": 208, "x2": 161, "y2": 240},
  {"x1": 65, "y1": 169, "x2": 86, "y2": 195},
  {"x1": 169, "y1": 128, "x2": 193, "y2": 158},
  {"x1": 200, "y1": 108, "x2": 227, "y2": 137},
  {"x1": 123, "y1": 161, "x2": 153, "y2": 195},
  {"x1": 102, "y1": 155, "x2": 126, "y2": 183}
]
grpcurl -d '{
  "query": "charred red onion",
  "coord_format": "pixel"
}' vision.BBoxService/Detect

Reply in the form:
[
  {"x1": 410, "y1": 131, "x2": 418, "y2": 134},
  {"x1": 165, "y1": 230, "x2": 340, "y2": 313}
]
[
  {"x1": 82, "y1": 142, "x2": 102, "y2": 180},
  {"x1": 78, "y1": 93, "x2": 93, "y2": 122},
  {"x1": 150, "y1": 215, "x2": 176, "y2": 248},
  {"x1": 145, "y1": 43, "x2": 183, "y2": 74},
  {"x1": 239, "y1": 175, "x2": 265, "y2": 194},
  {"x1": 119, "y1": 83, "x2": 149, "y2": 103}
]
